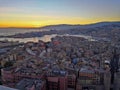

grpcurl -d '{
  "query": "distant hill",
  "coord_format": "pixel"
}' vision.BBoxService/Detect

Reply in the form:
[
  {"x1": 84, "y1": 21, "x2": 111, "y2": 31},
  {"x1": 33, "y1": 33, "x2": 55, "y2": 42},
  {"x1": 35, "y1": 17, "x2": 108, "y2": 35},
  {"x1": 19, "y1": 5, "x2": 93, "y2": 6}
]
[
  {"x1": 0, "y1": 21, "x2": 120, "y2": 30},
  {"x1": 39, "y1": 21, "x2": 120, "y2": 30}
]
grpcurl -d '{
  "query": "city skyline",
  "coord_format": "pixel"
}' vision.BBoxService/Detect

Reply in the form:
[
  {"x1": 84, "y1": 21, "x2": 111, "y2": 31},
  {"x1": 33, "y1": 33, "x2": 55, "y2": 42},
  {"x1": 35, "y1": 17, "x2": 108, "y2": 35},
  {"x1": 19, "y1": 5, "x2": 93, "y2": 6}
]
[{"x1": 0, "y1": 0, "x2": 120, "y2": 27}]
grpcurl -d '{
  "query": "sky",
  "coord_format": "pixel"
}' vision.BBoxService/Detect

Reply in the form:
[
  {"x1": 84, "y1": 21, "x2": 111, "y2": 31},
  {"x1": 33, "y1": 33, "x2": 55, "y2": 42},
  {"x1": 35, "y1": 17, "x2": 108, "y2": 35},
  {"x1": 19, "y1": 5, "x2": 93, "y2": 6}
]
[{"x1": 0, "y1": 0, "x2": 120, "y2": 27}]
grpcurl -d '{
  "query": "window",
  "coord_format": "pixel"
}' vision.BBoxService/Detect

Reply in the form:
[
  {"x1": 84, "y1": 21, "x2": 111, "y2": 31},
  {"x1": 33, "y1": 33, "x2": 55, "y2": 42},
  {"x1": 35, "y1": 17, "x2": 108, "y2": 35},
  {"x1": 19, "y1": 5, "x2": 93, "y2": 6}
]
[{"x1": 82, "y1": 86, "x2": 95, "y2": 90}]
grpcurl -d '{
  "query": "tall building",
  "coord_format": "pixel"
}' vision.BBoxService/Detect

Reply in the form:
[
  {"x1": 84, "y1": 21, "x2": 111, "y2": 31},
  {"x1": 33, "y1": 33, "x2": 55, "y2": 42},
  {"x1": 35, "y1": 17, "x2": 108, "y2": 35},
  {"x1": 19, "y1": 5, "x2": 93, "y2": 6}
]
[
  {"x1": 1, "y1": 66, "x2": 46, "y2": 88},
  {"x1": 110, "y1": 48, "x2": 119, "y2": 84},
  {"x1": 47, "y1": 70, "x2": 68, "y2": 90},
  {"x1": 67, "y1": 74, "x2": 76, "y2": 88},
  {"x1": 1, "y1": 67, "x2": 15, "y2": 87},
  {"x1": 114, "y1": 72, "x2": 120, "y2": 90},
  {"x1": 104, "y1": 71, "x2": 111, "y2": 90},
  {"x1": 76, "y1": 69, "x2": 104, "y2": 90}
]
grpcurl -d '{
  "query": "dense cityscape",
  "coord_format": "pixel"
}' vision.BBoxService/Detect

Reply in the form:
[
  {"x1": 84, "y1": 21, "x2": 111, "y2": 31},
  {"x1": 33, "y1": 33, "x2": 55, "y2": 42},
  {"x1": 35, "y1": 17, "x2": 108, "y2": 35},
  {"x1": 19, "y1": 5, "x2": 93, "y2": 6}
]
[
  {"x1": 0, "y1": 0, "x2": 120, "y2": 90},
  {"x1": 0, "y1": 26, "x2": 120, "y2": 90}
]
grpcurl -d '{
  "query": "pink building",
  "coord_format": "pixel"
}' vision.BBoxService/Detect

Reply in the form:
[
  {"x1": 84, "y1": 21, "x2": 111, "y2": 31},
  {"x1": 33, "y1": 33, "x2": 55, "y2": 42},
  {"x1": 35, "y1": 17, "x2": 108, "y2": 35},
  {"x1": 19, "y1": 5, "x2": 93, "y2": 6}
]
[
  {"x1": 67, "y1": 74, "x2": 76, "y2": 88},
  {"x1": 1, "y1": 67, "x2": 46, "y2": 88},
  {"x1": 47, "y1": 70, "x2": 68, "y2": 90},
  {"x1": 1, "y1": 67, "x2": 15, "y2": 87},
  {"x1": 47, "y1": 77, "x2": 59, "y2": 90}
]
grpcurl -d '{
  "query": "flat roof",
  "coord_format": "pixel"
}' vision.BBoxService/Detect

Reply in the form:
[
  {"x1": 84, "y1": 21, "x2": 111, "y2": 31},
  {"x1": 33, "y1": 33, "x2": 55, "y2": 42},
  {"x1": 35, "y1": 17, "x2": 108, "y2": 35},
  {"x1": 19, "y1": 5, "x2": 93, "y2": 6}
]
[{"x1": 0, "y1": 85, "x2": 18, "y2": 90}]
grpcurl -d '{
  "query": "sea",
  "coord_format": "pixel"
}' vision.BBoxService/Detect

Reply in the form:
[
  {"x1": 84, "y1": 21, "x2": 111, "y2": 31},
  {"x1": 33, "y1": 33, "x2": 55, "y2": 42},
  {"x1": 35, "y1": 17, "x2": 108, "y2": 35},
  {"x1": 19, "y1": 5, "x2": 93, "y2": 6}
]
[
  {"x1": 0, "y1": 28, "x2": 48, "y2": 36},
  {"x1": 0, "y1": 28, "x2": 95, "y2": 43},
  {"x1": 0, "y1": 28, "x2": 55, "y2": 42}
]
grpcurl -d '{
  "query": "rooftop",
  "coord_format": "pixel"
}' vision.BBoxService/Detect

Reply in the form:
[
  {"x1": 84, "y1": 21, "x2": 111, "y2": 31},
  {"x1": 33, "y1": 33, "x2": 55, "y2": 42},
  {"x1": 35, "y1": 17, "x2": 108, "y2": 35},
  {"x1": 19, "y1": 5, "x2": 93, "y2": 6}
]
[
  {"x1": 0, "y1": 85, "x2": 17, "y2": 90},
  {"x1": 16, "y1": 79, "x2": 44, "y2": 90}
]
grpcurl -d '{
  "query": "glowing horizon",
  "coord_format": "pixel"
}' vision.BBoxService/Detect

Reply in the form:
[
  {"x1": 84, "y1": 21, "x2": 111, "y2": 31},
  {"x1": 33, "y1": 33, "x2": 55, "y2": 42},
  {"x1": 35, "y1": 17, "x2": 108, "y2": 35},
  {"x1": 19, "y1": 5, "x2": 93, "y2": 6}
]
[{"x1": 0, "y1": 0, "x2": 120, "y2": 28}]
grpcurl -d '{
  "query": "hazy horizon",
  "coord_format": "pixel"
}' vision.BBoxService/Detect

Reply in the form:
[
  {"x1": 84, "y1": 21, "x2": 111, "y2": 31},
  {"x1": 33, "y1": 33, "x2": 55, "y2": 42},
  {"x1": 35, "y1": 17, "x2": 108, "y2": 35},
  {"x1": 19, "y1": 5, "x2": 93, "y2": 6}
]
[{"x1": 0, "y1": 21, "x2": 119, "y2": 28}]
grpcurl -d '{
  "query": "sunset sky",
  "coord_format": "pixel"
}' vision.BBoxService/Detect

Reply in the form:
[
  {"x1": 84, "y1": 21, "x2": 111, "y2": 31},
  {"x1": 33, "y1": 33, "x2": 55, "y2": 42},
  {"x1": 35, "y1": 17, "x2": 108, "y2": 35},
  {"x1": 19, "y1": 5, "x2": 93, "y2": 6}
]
[{"x1": 0, "y1": 0, "x2": 120, "y2": 27}]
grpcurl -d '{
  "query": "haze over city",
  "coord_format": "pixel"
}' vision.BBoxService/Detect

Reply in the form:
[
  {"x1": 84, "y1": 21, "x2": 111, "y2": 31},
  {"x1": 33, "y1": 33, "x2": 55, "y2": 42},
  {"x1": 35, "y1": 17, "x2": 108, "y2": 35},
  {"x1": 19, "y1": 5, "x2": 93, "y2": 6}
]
[{"x1": 0, "y1": 0, "x2": 120, "y2": 27}]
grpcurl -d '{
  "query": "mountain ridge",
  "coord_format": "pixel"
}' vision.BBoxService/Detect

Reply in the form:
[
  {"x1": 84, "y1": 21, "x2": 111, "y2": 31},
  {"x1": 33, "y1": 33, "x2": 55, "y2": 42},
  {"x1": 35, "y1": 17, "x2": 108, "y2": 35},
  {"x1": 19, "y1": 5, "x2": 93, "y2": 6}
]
[
  {"x1": 39, "y1": 21, "x2": 120, "y2": 30},
  {"x1": 0, "y1": 21, "x2": 120, "y2": 30}
]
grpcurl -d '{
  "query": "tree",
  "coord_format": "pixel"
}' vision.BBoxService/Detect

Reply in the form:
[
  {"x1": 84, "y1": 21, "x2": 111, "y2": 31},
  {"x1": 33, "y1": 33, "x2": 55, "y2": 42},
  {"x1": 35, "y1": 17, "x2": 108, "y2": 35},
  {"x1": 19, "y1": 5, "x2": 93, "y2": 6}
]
[{"x1": 4, "y1": 61, "x2": 13, "y2": 68}]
